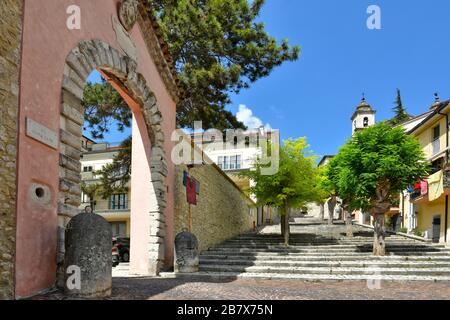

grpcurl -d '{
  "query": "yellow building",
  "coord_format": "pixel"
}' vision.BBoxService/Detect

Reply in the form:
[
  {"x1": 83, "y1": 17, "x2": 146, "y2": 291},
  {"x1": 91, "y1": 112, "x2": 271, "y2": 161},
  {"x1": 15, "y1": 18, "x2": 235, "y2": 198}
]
[
  {"x1": 79, "y1": 140, "x2": 131, "y2": 238},
  {"x1": 400, "y1": 97, "x2": 450, "y2": 244}
]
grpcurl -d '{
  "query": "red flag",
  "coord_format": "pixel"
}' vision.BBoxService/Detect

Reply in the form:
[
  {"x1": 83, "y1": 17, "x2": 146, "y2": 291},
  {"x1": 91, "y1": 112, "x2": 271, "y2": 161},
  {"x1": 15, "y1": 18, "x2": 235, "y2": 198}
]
[{"x1": 186, "y1": 177, "x2": 197, "y2": 205}]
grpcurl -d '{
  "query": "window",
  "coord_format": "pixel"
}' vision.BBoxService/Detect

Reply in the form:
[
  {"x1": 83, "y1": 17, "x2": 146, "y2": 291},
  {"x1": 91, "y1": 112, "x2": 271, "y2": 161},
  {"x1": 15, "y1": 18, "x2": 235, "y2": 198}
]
[
  {"x1": 433, "y1": 125, "x2": 440, "y2": 141},
  {"x1": 110, "y1": 222, "x2": 126, "y2": 237},
  {"x1": 363, "y1": 117, "x2": 369, "y2": 127},
  {"x1": 81, "y1": 192, "x2": 90, "y2": 204},
  {"x1": 110, "y1": 193, "x2": 128, "y2": 210},
  {"x1": 218, "y1": 155, "x2": 242, "y2": 170},
  {"x1": 432, "y1": 125, "x2": 441, "y2": 155},
  {"x1": 83, "y1": 166, "x2": 93, "y2": 172}
]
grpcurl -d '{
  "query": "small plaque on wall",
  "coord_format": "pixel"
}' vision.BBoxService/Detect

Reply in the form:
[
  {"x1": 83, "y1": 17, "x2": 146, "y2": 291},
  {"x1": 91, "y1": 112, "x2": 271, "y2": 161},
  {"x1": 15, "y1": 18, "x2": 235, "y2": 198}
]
[{"x1": 26, "y1": 117, "x2": 58, "y2": 149}]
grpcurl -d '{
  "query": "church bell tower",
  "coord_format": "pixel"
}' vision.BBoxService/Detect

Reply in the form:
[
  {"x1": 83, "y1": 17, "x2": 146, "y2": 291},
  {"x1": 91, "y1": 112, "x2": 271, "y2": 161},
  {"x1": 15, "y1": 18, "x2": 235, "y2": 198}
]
[{"x1": 351, "y1": 95, "x2": 376, "y2": 136}]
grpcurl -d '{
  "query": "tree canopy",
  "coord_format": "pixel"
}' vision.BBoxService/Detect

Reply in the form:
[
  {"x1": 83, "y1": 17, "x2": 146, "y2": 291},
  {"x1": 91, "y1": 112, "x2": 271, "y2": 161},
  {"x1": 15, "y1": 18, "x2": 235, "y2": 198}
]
[
  {"x1": 241, "y1": 137, "x2": 320, "y2": 209},
  {"x1": 82, "y1": 0, "x2": 300, "y2": 136},
  {"x1": 389, "y1": 89, "x2": 411, "y2": 126},
  {"x1": 327, "y1": 122, "x2": 428, "y2": 212},
  {"x1": 326, "y1": 122, "x2": 428, "y2": 255}
]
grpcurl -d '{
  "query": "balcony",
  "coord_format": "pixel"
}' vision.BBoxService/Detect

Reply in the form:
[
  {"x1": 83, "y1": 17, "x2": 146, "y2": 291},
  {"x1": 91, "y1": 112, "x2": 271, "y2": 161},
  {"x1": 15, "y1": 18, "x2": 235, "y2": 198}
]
[
  {"x1": 410, "y1": 180, "x2": 429, "y2": 204},
  {"x1": 410, "y1": 189, "x2": 429, "y2": 204}
]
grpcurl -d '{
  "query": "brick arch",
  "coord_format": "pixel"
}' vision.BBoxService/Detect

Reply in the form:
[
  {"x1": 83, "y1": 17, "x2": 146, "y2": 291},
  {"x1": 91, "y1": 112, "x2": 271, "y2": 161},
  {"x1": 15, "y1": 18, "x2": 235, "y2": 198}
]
[{"x1": 57, "y1": 39, "x2": 167, "y2": 279}]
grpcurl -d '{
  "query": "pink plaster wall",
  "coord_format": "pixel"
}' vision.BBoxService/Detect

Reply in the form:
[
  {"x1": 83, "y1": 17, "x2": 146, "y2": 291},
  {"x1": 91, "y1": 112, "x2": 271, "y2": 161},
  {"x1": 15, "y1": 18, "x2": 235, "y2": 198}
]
[{"x1": 16, "y1": 0, "x2": 176, "y2": 298}]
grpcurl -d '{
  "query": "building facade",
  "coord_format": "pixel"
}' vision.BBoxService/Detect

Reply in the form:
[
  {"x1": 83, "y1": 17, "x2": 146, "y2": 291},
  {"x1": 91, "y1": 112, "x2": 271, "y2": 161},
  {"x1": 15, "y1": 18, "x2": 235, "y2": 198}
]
[
  {"x1": 79, "y1": 140, "x2": 131, "y2": 238},
  {"x1": 400, "y1": 98, "x2": 450, "y2": 243}
]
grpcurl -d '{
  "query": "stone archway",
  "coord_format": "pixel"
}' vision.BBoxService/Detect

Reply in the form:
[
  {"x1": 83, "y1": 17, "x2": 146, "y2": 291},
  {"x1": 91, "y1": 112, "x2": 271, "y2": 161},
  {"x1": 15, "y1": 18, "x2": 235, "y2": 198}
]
[{"x1": 57, "y1": 39, "x2": 168, "y2": 281}]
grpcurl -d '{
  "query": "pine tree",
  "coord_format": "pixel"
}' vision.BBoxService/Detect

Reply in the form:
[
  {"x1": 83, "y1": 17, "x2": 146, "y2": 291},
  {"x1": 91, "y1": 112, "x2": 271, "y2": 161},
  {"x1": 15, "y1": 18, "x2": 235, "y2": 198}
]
[{"x1": 390, "y1": 89, "x2": 411, "y2": 125}]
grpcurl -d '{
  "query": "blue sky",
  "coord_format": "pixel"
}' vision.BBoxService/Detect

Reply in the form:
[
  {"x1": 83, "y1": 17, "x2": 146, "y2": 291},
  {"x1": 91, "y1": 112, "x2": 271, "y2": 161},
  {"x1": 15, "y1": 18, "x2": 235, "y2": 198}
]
[{"x1": 87, "y1": 0, "x2": 450, "y2": 157}]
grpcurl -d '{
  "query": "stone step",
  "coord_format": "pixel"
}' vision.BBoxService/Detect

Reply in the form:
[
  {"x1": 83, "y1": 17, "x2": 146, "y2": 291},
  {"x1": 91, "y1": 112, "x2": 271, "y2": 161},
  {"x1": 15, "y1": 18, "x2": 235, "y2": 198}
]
[
  {"x1": 214, "y1": 244, "x2": 444, "y2": 250},
  {"x1": 200, "y1": 265, "x2": 450, "y2": 276},
  {"x1": 203, "y1": 250, "x2": 450, "y2": 256},
  {"x1": 234, "y1": 235, "x2": 410, "y2": 239},
  {"x1": 206, "y1": 247, "x2": 448, "y2": 253},
  {"x1": 200, "y1": 253, "x2": 450, "y2": 262},
  {"x1": 224, "y1": 240, "x2": 426, "y2": 245},
  {"x1": 199, "y1": 259, "x2": 450, "y2": 269},
  {"x1": 164, "y1": 272, "x2": 450, "y2": 282}
]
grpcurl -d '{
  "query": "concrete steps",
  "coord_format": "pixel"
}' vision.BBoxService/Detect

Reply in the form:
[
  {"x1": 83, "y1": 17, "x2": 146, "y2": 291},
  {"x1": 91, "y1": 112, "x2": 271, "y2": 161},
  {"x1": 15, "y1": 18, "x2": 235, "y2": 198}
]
[
  {"x1": 169, "y1": 272, "x2": 450, "y2": 282},
  {"x1": 196, "y1": 222, "x2": 450, "y2": 282}
]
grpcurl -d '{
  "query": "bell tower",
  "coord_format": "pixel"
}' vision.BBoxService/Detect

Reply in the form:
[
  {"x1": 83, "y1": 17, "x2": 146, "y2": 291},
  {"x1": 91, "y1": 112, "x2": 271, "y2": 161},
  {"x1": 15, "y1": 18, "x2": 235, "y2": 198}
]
[{"x1": 351, "y1": 94, "x2": 376, "y2": 135}]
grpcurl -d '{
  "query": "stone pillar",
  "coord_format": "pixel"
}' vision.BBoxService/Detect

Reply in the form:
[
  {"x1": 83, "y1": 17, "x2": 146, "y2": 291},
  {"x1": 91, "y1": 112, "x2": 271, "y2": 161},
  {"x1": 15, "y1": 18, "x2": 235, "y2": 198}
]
[
  {"x1": 0, "y1": 0, "x2": 24, "y2": 300},
  {"x1": 174, "y1": 232, "x2": 199, "y2": 273},
  {"x1": 64, "y1": 213, "x2": 112, "y2": 298}
]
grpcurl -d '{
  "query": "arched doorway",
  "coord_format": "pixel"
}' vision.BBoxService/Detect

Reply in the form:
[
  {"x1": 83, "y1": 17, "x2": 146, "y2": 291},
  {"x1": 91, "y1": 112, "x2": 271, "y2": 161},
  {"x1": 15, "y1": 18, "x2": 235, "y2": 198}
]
[
  {"x1": 57, "y1": 40, "x2": 168, "y2": 283},
  {"x1": 14, "y1": 38, "x2": 172, "y2": 297}
]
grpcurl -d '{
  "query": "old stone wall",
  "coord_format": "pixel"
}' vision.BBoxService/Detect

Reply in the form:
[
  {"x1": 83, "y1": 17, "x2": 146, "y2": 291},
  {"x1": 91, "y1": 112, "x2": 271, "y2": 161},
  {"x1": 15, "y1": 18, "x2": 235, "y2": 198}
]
[
  {"x1": 174, "y1": 142, "x2": 257, "y2": 251},
  {"x1": 0, "y1": 0, "x2": 23, "y2": 300}
]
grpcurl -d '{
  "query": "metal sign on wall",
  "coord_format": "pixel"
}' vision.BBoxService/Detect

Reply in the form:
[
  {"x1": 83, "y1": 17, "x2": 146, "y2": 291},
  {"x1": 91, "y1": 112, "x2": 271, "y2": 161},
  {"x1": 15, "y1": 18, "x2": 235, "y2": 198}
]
[{"x1": 26, "y1": 117, "x2": 58, "y2": 149}]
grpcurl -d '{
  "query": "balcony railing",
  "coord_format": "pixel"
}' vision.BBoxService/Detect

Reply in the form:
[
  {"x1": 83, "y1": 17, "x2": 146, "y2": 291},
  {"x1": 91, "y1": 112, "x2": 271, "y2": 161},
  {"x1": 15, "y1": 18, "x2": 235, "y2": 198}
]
[{"x1": 443, "y1": 169, "x2": 450, "y2": 189}]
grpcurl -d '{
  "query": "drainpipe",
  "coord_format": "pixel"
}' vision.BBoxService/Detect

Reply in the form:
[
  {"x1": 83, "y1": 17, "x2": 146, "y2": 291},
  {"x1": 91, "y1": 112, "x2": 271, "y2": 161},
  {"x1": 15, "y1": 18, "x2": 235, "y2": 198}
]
[{"x1": 438, "y1": 110, "x2": 449, "y2": 242}]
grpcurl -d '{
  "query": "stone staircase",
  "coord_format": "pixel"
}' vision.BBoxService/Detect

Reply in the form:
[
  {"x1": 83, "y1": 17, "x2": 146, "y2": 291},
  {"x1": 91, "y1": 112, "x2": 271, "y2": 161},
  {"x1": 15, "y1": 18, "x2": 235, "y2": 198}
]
[{"x1": 194, "y1": 220, "x2": 450, "y2": 281}]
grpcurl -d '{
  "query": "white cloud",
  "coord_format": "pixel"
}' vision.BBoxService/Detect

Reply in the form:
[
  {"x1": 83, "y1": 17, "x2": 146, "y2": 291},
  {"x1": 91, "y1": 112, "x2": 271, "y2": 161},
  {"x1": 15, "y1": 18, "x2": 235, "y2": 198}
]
[{"x1": 236, "y1": 104, "x2": 271, "y2": 130}]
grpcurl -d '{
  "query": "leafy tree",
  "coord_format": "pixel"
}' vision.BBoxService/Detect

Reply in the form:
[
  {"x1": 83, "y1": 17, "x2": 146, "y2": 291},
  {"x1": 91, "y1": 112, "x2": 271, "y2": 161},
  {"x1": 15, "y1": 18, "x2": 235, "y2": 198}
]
[
  {"x1": 152, "y1": 0, "x2": 300, "y2": 130},
  {"x1": 82, "y1": 80, "x2": 131, "y2": 140},
  {"x1": 82, "y1": 0, "x2": 299, "y2": 196},
  {"x1": 316, "y1": 166, "x2": 337, "y2": 225},
  {"x1": 240, "y1": 137, "x2": 320, "y2": 245},
  {"x1": 325, "y1": 159, "x2": 354, "y2": 236},
  {"x1": 327, "y1": 122, "x2": 428, "y2": 255},
  {"x1": 389, "y1": 89, "x2": 411, "y2": 126},
  {"x1": 82, "y1": 0, "x2": 299, "y2": 135},
  {"x1": 94, "y1": 137, "x2": 132, "y2": 199},
  {"x1": 81, "y1": 137, "x2": 132, "y2": 202}
]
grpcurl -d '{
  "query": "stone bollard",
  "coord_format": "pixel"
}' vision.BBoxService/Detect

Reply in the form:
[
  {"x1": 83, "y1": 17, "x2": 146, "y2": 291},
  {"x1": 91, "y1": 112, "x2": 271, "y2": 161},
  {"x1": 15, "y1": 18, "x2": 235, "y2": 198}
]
[
  {"x1": 64, "y1": 212, "x2": 112, "y2": 298},
  {"x1": 174, "y1": 231, "x2": 199, "y2": 273}
]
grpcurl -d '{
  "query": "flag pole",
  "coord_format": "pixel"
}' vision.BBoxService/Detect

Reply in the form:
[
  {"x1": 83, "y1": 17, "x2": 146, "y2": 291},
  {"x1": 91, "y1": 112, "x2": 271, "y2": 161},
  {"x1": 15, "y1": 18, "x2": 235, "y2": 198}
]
[{"x1": 188, "y1": 166, "x2": 192, "y2": 233}]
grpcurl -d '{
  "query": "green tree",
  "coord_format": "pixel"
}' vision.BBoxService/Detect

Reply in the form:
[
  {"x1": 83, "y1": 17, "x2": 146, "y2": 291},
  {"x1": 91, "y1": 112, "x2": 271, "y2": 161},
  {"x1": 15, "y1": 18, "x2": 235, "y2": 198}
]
[
  {"x1": 389, "y1": 89, "x2": 411, "y2": 126},
  {"x1": 94, "y1": 137, "x2": 132, "y2": 199},
  {"x1": 327, "y1": 122, "x2": 428, "y2": 255},
  {"x1": 83, "y1": 0, "x2": 299, "y2": 135},
  {"x1": 240, "y1": 138, "x2": 320, "y2": 245},
  {"x1": 82, "y1": 0, "x2": 299, "y2": 196},
  {"x1": 82, "y1": 81, "x2": 132, "y2": 140},
  {"x1": 153, "y1": 0, "x2": 300, "y2": 130},
  {"x1": 316, "y1": 166, "x2": 337, "y2": 225},
  {"x1": 324, "y1": 159, "x2": 355, "y2": 236}
]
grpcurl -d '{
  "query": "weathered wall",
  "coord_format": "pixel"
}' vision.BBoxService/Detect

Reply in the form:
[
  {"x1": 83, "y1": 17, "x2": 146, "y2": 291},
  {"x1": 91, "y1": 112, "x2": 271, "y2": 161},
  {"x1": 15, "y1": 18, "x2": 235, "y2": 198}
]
[
  {"x1": 174, "y1": 141, "x2": 257, "y2": 251},
  {"x1": 15, "y1": 0, "x2": 177, "y2": 298},
  {"x1": 0, "y1": 0, "x2": 23, "y2": 300}
]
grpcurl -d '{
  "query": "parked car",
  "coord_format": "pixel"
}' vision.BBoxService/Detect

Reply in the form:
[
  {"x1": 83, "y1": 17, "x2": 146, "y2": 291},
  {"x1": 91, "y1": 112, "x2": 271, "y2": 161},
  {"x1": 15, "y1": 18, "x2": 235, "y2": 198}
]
[
  {"x1": 112, "y1": 237, "x2": 130, "y2": 262},
  {"x1": 112, "y1": 246, "x2": 120, "y2": 267}
]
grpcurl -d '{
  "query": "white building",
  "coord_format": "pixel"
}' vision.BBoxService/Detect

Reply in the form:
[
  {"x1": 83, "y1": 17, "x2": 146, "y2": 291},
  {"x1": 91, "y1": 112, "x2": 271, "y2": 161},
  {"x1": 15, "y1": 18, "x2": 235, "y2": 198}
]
[
  {"x1": 79, "y1": 138, "x2": 131, "y2": 238},
  {"x1": 191, "y1": 127, "x2": 281, "y2": 225}
]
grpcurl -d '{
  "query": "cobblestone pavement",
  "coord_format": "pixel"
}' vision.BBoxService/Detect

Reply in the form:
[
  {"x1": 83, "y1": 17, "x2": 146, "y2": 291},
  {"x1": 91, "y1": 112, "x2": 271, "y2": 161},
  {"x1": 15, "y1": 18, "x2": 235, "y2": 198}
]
[{"x1": 33, "y1": 277, "x2": 450, "y2": 300}]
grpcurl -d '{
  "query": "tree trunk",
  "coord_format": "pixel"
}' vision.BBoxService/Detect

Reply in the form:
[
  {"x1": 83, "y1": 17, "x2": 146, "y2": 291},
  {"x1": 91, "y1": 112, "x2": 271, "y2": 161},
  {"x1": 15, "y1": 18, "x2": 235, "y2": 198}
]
[
  {"x1": 373, "y1": 213, "x2": 386, "y2": 256},
  {"x1": 284, "y1": 202, "x2": 290, "y2": 246},
  {"x1": 319, "y1": 202, "x2": 325, "y2": 221},
  {"x1": 345, "y1": 209, "x2": 353, "y2": 237},
  {"x1": 279, "y1": 206, "x2": 286, "y2": 238},
  {"x1": 328, "y1": 196, "x2": 336, "y2": 225},
  {"x1": 371, "y1": 184, "x2": 391, "y2": 256}
]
